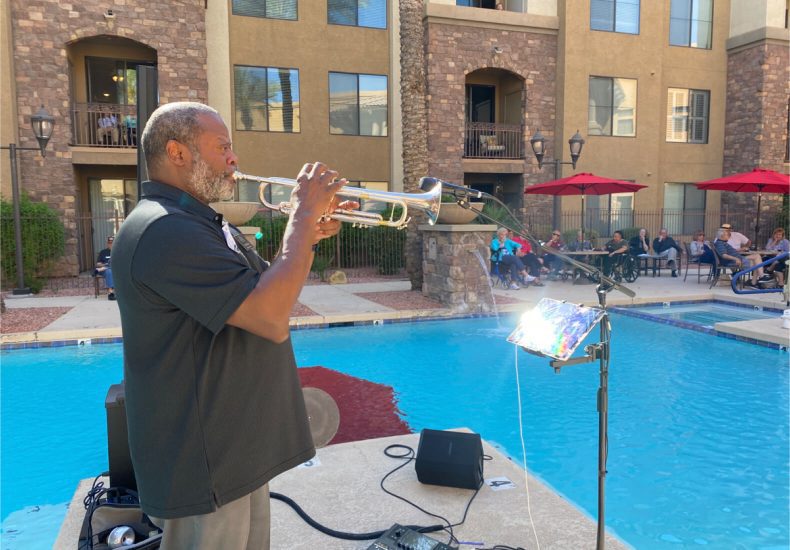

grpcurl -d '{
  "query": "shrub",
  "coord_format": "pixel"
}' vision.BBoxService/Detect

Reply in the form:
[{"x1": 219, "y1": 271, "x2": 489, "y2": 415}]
[{"x1": 0, "y1": 195, "x2": 65, "y2": 292}]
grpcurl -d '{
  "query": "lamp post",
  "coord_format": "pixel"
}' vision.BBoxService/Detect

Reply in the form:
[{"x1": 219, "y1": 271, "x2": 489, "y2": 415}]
[
  {"x1": 530, "y1": 129, "x2": 585, "y2": 228},
  {"x1": 1, "y1": 106, "x2": 55, "y2": 295}
]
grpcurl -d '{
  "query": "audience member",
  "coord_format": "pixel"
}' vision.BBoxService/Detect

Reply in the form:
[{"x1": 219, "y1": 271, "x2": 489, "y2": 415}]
[
  {"x1": 491, "y1": 227, "x2": 534, "y2": 290},
  {"x1": 509, "y1": 230, "x2": 544, "y2": 286},
  {"x1": 764, "y1": 227, "x2": 789, "y2": 286},
  {"x1": 567, "y1": 230, "x2": 592, "y2": 252},
  {"x1": 543, "y1": 229, "x2": 565, "y2": 276},
  {"x1": 629, "y1": 228, "x2": 650, "y2": 256},
  {"x1": 652, "y1": 228, "x2": 682, "y2": 277},
  {"x1": 98, "y1": 110, "x2": 119, "y2": 145},
  {"x1": 720, "y1": 223, "x2": 751, "y2": 251},
  {"x1": 689, "y1": 230, "x2": 714, "y2": 264},
  {"x1": 603, "y1": 230, "x2": 628, "y2": 276},
  {"x1": 95, "y1": 235, "x2": 115, "y2": 300},
  {"x1": 714, "y1": 228, "x2": 764, "y2": 286}
]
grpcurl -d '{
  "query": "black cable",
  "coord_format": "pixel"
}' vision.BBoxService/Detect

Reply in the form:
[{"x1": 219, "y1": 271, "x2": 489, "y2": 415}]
[{"x1": 269, "y1": 491, "x2": 442, "y2": 541}]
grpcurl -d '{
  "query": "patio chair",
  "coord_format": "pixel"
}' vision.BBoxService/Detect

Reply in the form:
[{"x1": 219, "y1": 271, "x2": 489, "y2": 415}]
[
  {"x1": 479, "y1": 134, "x2": 505, "y2": 156},
  {"x1": 708, "y1": 246, "x2": 740, "y2": 290},
  {"x1": 683, "y1": 242, "x2": 715, "y2": 283}
]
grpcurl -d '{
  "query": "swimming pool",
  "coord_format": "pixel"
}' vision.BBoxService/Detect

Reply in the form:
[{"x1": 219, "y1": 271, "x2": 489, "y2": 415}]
[{"x1": 1, "y1": 314, "x2": 788, "y2": 549}]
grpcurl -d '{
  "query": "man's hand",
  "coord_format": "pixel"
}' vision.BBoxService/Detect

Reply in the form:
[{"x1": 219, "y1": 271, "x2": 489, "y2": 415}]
[
  {"x1": 290, "y1": 162, "x2": 346, "y2": 227},
  {"x1": 314, "y1": 199, "x2": 359, "y2": 241}
]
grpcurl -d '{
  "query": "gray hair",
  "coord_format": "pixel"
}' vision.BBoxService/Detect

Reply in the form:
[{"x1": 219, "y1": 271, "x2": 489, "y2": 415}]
[{"x1": 141, "y1": 102, "x2": 220, "y2": 173}]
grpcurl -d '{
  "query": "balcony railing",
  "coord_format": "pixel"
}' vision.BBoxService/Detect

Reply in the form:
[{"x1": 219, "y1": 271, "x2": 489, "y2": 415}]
[
  {"x1": 464, "y1": 122, "x2": 524, "y2": 159},
  {"x1": 71, "y1": 103, "x2": 138, "y2": 148}
]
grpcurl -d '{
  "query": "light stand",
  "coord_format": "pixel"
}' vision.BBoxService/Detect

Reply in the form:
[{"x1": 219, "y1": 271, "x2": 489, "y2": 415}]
[
  {"x1": 1, "y1": 106, "x2": 55, "y2": 295},
  {"x1": 530, "y1": 129, "x2": 585, "y2": 228},
  {"x1": 448, "y1": 187, "x2": 629, "y2": 550}
]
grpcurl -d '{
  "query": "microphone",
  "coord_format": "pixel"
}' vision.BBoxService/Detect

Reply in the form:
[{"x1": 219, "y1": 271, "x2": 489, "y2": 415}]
[{"x1": 419, "y1": 177, "x2": 483, "y2": 200}]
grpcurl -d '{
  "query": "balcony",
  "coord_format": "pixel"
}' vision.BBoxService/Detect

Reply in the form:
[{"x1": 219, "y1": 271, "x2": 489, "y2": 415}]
[
  {"x1": 71, "y1": 103, "x2": 137, "y2": 148},
  {"x1": 464, "y1": 122, "x2": 524, "y2": 159}
]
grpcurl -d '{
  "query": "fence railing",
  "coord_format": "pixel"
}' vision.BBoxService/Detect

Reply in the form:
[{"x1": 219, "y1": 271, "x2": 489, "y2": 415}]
[
  {"x1": 464, "y1": 122, "x2": 524, "y2": 159},
  {"x1": 523, "y1": 208, "x2": 787, "y2": 246},
  {"x1": 70, "y1": 103, "x2": 138, "y2": 148},
  {"x1": 4, "y1": 205, "x2": 786, "y2": 291}
]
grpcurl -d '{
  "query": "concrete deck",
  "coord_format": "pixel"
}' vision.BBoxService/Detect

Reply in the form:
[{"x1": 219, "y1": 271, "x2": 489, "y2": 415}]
[
  {"x1": 54, "y1": 431, "x2": 630, "y2": 550},
  {"x1": 3, "y1": 275, "x2": 788, "y2": 347}
]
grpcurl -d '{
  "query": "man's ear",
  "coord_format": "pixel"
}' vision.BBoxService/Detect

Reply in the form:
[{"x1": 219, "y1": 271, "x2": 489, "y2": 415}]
[{"x1": 165, "y1": 139, "x2": 189, "y2": 167}]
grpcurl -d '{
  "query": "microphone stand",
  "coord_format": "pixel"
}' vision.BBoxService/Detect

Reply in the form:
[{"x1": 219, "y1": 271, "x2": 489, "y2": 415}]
[{"x1": 451, "y1": 190, "x2": 635, "y2": 550}]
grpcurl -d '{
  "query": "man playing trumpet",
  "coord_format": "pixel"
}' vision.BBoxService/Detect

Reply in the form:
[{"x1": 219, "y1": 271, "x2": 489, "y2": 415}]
[{"x1": 112, "y1": 101, "x2": 354, "y2": 549}]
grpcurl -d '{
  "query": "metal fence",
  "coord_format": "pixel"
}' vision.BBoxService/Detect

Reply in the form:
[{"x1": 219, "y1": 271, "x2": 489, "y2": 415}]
[
  {"x1": 3, "y1": 205, "x2": 786, "y2": 292},
  {"x1": 464, "y1": 122, "x2": 524, "y2": 159},
  {"x1": 524, "y1": 208, "x2": 787, "y2": 246},
  {"x1": 71, "y1": 103, "x2": 138, "y2": 148}
]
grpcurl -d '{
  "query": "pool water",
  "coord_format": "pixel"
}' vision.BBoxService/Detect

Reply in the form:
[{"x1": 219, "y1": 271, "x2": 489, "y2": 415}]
[
  {"x1": 628, "y1": 302, "x2": 781, "y2": 328},
  {"x1": 1, "y1": 314, "x2": 788, "y2": 549}
]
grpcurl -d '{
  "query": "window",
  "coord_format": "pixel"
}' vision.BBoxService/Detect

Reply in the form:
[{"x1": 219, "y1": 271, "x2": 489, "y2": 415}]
[
  {"x1": 663, "y1": 183, "x2": 706, "y2": 235},
  {"x1": 587, "y1": 192, "x2": 634, "y2": 237},
  {"x1": 232, "y1": 0, "x2": 297, "y2": 20},
  {"x1": 669, "y1": 0, "x2": 712, "y2": 49},
  {"x1": 86, "y1": 57, "x2": 152, "y2": 105},
  {"x1": 329, "y1": 73, "x2": 388, "y2": 136},
  {"x1": 234, "y1": 66, "x2": 300, "y2": 132},
  {"x1": 328, "y1": 0, "x2": 386, "y2": 28},
  {"x1": 588, "y1": 77, "x2": 637, "y2": 137},
  {"x1": 591, "y1": 0, "x2": 640, "y2": 34},
  {"x1": 666, "y1": 88, "x2": 709, "y2": 143}
]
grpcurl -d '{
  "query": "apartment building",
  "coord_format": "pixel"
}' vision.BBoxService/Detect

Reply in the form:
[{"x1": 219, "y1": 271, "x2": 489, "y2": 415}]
[
  {"x1": 414, "y1": 0, "x2": 788, "y2": 239},
  {"x1": 1, "y1": 0, "x2": 399, "y2": 275},
  {"x1": 1, "y1": 0, "x2": 787, "y2": 276}
]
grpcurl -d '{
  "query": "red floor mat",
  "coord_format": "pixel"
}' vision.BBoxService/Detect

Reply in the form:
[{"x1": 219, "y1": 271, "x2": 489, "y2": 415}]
[{"x1": 299, "y1": 366, "x2": 411, "y2": 445}]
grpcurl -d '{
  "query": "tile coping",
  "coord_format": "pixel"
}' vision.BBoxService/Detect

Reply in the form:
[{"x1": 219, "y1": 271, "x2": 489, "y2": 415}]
[{"x1": 2, "y1": 298, "x2": 786, "y2": 351}]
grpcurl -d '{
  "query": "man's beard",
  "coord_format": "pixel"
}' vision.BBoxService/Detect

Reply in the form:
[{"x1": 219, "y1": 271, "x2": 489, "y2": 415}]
[{"x1": 188, "y1": 151, "x2": 234, "y2": 203}]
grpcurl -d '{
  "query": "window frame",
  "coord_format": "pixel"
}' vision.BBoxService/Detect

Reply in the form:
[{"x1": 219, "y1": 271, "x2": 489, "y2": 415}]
[
  {"x1": 231, "y1": 0, "x2": 298, "y2": 20},
  {"x1": 665, "y1": 87, "x2": 710, "y2": 144},
  {"x1": 233, "y1": 64, "x2": 301, "y2": 134},
  {"x1": 590, "y1": 0, "x2": 641, "y2": 35},
  {"x1": 669, "y1": 0, "x2": 713, "y2": 49},
  {"x1": 588, "y1": 75, "x2": 638, "y2": 138},
  {"x1": 328, "y1": 0, "x2": 387, "y2": 29},
  {"x1": 328, "y1": 71, "x2": 389, "y2": 137},
  {"x1": 662, "y1": 182, "x2": 707, "y2": 235}
]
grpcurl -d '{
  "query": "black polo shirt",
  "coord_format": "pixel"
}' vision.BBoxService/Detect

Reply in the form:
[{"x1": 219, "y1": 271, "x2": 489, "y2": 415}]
[{"x1": 113, "y1": 180, "x2": 315, "y2": 519}]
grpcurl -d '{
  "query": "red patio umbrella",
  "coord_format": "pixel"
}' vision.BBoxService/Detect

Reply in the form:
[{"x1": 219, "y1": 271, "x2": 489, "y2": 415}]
[
  {"x1": 695, "y1": 168, "x2": 790, "y2": 238},
  {"x1": 524, "y1": 172, "x2": 647, "y2": 240}
]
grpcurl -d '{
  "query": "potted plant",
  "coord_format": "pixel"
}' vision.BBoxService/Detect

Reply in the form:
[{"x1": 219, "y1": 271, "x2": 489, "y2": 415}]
[{"x1": 436, "y1": 193, "x2": 484, "y2": 224}]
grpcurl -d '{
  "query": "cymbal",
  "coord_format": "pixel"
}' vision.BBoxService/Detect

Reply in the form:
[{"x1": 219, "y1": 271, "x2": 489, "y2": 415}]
[{"x1": 302, "y1": 387, "x2": 340, "y2": 448}]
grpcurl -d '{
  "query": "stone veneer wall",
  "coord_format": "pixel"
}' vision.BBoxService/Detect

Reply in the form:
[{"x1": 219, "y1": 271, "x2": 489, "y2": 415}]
[
  {"x1": 421, "y1": 225, "x2": 497, "y2": 313},
  {"x1": 424, "y1": 22, "x2": 557, "y2": 207},
  {"x1": 9, "y1": 0, "x2": 207, "y2": 276},
  {"x1": 723, "y1": 40, "x2": 789, "y2": 218}
]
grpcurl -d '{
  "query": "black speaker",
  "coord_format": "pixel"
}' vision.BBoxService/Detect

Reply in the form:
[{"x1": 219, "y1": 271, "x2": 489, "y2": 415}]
[
  {"x1": 415, "y1": 429, "x2": 484, "y2": 490},
  {"x1": 106, "y1": 382, "x2": 137, "y2": 490}
]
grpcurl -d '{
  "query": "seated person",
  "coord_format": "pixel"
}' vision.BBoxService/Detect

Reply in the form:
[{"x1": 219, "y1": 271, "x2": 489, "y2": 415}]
[
  {"x1": 603, "y1": 230, "x2": 628, "y2": 276},
  {"x1": 629, "y1": 228, "x2": 650, "y2": 257},
  {"x1": 543, "y1": 229, "x2": 565, "y2": 276},
  {"x1": 509, "y1": 230, "x2": 544, "y2": 286},
  {"x1": 764, "y1": 227, "x2": 789, "y2": 286},
  {"x1": 652, "y1": 228, "x2": 682, "y2": 277},
  {"x1": 689, "y1": 230, "x2": 714, "y2": 264},
  {"x1": 491, "y1": 227, "x2": 534, "y2": 290},
  {"x1": 94, "y1": 235, "x2": 116, "y2": 300},
  {"x1": 97, "y1": 111, "x2": 119, "y2": 145},
  {"x1": 720, "y1": 223, "x2": 751, "y2": 251},
  {"x1": 567, "y1": 230, "x2": 592, "y2": 252},
  {"x1": 714, "y1": 228, "x2": 765, "y2": 287}
]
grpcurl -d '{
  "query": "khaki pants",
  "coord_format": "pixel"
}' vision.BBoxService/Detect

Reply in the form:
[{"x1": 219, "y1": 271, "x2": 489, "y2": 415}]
[{"x1": 151, "y1": 484, "x2": 270, "y2": 550}]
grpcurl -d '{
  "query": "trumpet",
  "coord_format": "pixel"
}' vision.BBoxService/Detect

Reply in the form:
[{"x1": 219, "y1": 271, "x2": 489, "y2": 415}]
[{"x1": 233, "y1": 171, "x2": 442, "y2": 229}]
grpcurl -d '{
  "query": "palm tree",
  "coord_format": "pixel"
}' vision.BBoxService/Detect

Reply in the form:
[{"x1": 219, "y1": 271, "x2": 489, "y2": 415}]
[{"x1": 400, "y1": 0, "x2": 429, "y2": 290}]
